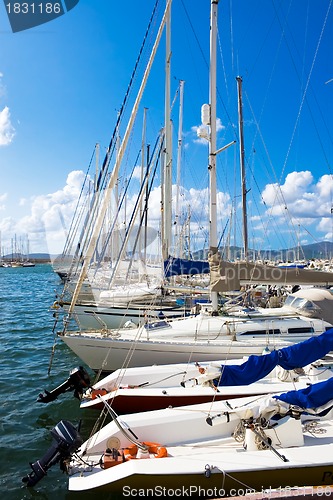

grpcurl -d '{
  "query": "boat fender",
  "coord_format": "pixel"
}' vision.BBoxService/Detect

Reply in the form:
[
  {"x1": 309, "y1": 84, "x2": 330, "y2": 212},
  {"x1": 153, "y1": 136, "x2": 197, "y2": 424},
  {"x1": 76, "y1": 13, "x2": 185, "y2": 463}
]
[{"x1": 123, "y1": 442, "x2": 167, "y2": 460}]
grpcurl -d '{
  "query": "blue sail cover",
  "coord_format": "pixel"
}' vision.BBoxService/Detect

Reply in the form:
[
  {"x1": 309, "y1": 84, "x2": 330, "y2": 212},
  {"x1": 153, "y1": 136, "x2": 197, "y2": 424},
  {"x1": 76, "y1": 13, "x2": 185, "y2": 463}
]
[
  {"x1": 164, "y1": 257, "x2": 210, "y2": 278},
  {"x1": 274, "y1": 377, "x2": 333, "y2": 409},
  {"x1": 218, "y1": 329, "x2": 333, "y2": 386}
]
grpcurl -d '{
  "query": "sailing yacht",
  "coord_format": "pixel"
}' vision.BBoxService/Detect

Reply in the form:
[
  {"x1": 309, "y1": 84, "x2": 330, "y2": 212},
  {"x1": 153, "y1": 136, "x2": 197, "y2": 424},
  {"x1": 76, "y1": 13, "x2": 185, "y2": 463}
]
[{"x1": 59, "y1": 300, "x2": 333, "y2": 372}]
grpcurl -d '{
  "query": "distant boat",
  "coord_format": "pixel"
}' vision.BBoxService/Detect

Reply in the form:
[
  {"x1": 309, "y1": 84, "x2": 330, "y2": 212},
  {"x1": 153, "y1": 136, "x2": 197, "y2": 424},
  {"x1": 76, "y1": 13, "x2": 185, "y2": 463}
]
[
  {"x1": 277, "y1": 261, "x2": 308, "y2": 269},
  {"x1": 22, "y1": 261, "x2": 35, "y2": 267},
  {"x1": 10, "y1": 261, "x2": 23, "y2": 267}
]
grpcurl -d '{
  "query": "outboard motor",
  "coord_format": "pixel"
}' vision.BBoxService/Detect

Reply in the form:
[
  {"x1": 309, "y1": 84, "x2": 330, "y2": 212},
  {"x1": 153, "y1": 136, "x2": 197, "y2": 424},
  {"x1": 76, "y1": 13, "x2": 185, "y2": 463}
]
[
  {"x1": 37, "y1": 366, "x2": 91, "y2": 403},
  {"x1": 22, "y1": 420, "x2": 82, "y2": 487}
]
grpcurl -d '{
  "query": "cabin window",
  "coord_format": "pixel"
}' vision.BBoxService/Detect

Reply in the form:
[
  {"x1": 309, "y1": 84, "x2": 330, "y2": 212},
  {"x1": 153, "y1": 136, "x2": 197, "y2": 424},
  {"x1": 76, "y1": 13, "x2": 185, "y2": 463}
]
[
  {"x1": 284, "y1": 295, "x2": 296, "y2": 306},
  {"x1": 284, "y1": 295, "x2": 320, "y2": 315},
  {"x1": 239, "y1": 329, "x2": 281, "y2": 336},
  {"x1": 287, "y1": 327, "x2": 314, "y2": 334},
  {"x1": 144, "y1": 320, "x2": 170, "y2": 330}
]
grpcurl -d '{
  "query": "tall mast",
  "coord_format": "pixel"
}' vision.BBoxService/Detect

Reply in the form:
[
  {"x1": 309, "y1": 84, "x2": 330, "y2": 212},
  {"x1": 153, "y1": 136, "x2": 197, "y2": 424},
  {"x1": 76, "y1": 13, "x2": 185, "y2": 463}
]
[
  {"x1": 175, "y1": 80, "x2": 185, "y2": 254},
  {"x1": 162, "y1": 0, "x2": 172, "y2": 261},
  {"x1": 209, "y1": 0, "x2": 219, "y2": 312},
  {"x1": 113, "y1": 118, "x2": 120, "y2": 261},
  {"x1": 144, "y1": 143, "x2": 150, "y2": 265},
  {"x1": 139, "y1": 107, "x2": 148, "y2": 260},
  {"x1": 236, "y1": 76, "x2": 248, "y2": 260}
]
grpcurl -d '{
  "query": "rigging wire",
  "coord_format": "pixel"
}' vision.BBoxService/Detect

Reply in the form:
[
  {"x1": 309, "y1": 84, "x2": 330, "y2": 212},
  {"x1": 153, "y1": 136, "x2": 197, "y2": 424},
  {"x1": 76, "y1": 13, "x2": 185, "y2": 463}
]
[
  {"x1": 273, "y1": 0, "x2": 333, "y2": 250},
  {"x1": 244, "y1": 92, "x2": 299, "y2": 252},
  {"x1": 65, "y1": 0, "x2": 162, "y2": 284},
  {"x1": 61, "y1": 144, "x2": 97, "y2": 259},
  {"x1": 95, "y1": 0, "x2": 161, "y2": 193},
  {"x1": 272, "y1": 0, "x2": 333, "y2": 184}
]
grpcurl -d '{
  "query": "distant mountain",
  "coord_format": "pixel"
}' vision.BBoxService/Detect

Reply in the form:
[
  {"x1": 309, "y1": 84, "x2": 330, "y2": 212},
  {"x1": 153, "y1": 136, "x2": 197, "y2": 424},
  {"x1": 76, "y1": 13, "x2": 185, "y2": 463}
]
[
  {"x1": 261, "y1": 241, "x2": 333, "y2": 261},
  {"x1": 29, "y1": 253, "x2": 52, "y2": 261}
]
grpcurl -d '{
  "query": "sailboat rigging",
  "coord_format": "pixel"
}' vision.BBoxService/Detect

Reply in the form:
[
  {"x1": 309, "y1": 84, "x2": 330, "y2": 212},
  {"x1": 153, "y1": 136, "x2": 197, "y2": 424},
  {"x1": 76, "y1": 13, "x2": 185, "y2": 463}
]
[{"x1": 57, "y1": 0, "x2": 333, "y2": 374}]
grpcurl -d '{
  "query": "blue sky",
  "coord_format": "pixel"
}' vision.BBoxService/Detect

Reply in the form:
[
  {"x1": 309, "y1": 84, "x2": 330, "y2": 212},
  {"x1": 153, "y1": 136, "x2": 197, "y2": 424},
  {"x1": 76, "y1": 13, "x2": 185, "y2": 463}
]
[{"x1": 0, "y1": 0, "x2": 332, "y2": 257}]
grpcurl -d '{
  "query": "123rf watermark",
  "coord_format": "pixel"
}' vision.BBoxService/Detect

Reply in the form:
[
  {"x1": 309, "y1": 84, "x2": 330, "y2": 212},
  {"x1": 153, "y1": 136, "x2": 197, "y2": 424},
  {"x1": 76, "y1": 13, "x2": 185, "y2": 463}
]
[{"x1": 122, "y1": 485, "x2": 333, "y2": 497}]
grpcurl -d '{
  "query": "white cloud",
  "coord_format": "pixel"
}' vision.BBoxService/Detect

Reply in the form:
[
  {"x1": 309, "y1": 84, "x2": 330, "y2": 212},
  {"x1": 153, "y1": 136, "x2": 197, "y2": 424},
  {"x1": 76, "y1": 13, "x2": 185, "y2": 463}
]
[
  {"x1": 132, "y1": 165, "x2": 143, "y2": 180},
  {"x1": 0, "y1": 106, "x2": 15, "y2": 146},
  {"x1": 317, "y1": 217, "x2": 333, "y2": 236},
  {"x1": 316, "y1": 174, "x2": 333, "y2": 199},
  {"x1": 258, "y1": 171, "x2": 333, "y2": 245},
  {"x1": 262, "y1": 171, "x2": 314, "y2": 207},
  {"x1": 2, "y1": 167, "x2": 333, "y2": 257},
  {"x1": 0, "y1": 170, "x2": 92, "y2": 255},
  {"x1": 216, "y1": 118, "x2": 225, "y2": 132},
  {"x1": 261, "y1": 171, "x2": 327, "y2": 217},
  {"x1": 0, "y1": 217, "x2": 15, "y2": 233}
]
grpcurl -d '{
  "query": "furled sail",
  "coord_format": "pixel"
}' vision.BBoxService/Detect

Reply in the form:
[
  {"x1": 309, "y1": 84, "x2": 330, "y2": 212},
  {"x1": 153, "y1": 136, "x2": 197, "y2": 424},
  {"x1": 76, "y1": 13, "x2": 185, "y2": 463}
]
[
  {"x1": 164, "y1": 256, "x2": 210, "y2": 278},
  {"x1": 218, "y1": 329, "x2": 333, "y2": 386},
  {"x1": 274, "y1": 376, "x2": 333, "y2": 411},
  {"x1": 209, "y1": 248, "x2": 333, "y2": 292},
  {"x1": 208, "y1": 247, "x2": 240, "y2": 292}
]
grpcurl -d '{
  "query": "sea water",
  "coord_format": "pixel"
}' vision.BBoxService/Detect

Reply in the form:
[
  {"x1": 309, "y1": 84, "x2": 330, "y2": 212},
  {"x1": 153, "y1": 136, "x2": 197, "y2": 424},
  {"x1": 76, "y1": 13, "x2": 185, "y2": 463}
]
[{"x1": 0, "y1": 264, "x2": 104, "y2": 499}]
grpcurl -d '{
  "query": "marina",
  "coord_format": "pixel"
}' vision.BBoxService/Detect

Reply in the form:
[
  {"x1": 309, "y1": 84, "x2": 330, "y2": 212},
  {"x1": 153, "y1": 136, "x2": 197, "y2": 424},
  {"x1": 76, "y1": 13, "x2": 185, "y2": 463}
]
[
  {"x1": 2, "y1": 264, "x2": 333, "y2": 499},
  {"x1": 2, "y1": 0, "x2": 333, "y2": 498}
]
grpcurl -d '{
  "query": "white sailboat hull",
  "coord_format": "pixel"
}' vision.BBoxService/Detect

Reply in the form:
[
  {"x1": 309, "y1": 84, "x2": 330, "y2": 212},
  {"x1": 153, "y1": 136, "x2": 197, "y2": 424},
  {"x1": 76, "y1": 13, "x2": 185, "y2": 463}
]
[
  {"x1": 61, "y1": 332, "x2": 282, "y2": 371},
  {"x1": 59, "y1": 313, "x2": 332, "y2": 371},
  {"x1": 68, "y1": 395, "x2": 333, "y2": 494},
  {"x1": 79, "y1": 348, "x2": 333, "y2": 412},
  {"x1": 69, "y1": 443, "x2": 333, "y2": 494}
]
